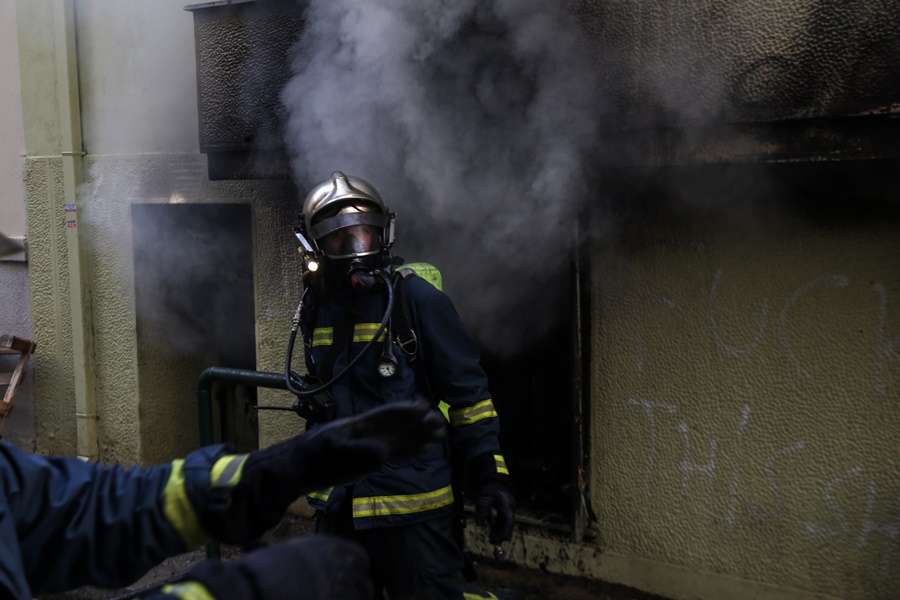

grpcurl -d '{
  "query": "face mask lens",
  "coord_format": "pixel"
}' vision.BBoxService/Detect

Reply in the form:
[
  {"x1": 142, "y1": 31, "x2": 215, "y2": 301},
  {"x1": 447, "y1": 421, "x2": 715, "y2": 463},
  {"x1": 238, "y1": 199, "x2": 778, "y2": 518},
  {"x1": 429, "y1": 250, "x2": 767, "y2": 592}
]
[{"x1": 320, "y1": 225, "x2": 378, "y2": 257}]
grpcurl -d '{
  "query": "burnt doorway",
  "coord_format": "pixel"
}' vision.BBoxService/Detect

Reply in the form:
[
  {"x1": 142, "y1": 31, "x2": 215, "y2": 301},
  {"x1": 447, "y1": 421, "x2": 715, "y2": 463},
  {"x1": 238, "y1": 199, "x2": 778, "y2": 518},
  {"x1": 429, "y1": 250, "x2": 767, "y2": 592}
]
[
  {"x1": 480, "y1": 259, "x2": 587, "y2": 534},
  {"x1": 133, "y1": 203, "x2": 257, "y2": 463}
]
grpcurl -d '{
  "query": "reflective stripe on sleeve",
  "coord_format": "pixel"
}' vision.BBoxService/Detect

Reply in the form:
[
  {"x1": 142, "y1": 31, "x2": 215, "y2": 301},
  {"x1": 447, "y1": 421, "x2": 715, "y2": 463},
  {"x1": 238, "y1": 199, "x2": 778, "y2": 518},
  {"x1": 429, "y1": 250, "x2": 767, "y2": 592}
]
[
  {"x1": 311, "y1": 327, "x2": 333, "y2": 347},
  {"x1": 161, "y1": 582, "x2": 217, "y2": 600},
  {"x1": 308, "y1": 487, "x2": 333, "y2": 502},
  {"x1": 463, "y1": 593, "x2": 499, "y2": 600},
  {"x1": 352, "y1": 485, "x2": 454, "y2": 518},
  {"x1": 494, "y1": 454, "x2": 509, "y2": 475},
  {"x1": 210, "y1": 454, "x2": 249, "y2": 488},
  {"x1": 448, "y1": 399, "x2": 498, "y2": 428},
  {"x1": 162, "y1": 459, "x2": 208, "y2": 550}
]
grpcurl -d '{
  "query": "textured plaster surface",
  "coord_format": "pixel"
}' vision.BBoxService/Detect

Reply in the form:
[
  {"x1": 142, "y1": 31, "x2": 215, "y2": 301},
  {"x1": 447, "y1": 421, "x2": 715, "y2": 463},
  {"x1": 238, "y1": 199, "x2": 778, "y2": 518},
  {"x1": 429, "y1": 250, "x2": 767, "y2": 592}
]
[
  {"x1": 590, "y1": 217, "x2": 900, "y2": 600},
  {"x1": 24, "y1": 158, "x2": 77, "y2": 456},
  {"x1": 578, "y1": 0, "x2": 900, "y2": 125},
  {"x1": 192, "y1": 3, "x2": 302, "y2": 152},
  {"x1": 251, "y1": 179, "x2": 307, "y2": 449}
]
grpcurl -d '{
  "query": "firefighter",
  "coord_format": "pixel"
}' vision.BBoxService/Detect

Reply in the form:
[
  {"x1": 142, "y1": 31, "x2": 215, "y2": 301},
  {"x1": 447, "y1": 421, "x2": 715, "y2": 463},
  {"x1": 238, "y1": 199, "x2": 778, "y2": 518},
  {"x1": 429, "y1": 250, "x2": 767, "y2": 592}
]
[
  {"x1": 293, "y1": 171, "x2": 517, "y2": 600},
  {"x1": 0, "y1": 401, "x2": 445, "y2": 599}
]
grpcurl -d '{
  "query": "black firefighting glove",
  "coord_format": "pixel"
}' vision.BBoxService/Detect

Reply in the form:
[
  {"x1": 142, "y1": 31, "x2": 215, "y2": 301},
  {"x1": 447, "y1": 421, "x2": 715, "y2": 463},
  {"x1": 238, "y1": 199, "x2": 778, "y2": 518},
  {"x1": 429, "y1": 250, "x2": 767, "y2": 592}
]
[
  {"x1": 163, "y1": 535, "x2": 372, "y2": 600},
  {"x1": 467, "y1": 452, "x2": 516, "y2": 545},
  {"x1": 200, "y1": 401, "x2": 446, "y2": 545}
]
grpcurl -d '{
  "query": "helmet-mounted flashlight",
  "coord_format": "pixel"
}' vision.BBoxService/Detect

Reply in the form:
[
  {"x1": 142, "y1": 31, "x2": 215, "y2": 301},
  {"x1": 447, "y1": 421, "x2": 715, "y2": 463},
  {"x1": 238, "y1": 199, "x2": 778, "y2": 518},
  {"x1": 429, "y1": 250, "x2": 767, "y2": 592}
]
[
  {"x1": 302, "y1": 251, "x2": 320, "y2": 272},
  {"x1": 294, "y1": 227, "x2": 321, "y2": 273}
]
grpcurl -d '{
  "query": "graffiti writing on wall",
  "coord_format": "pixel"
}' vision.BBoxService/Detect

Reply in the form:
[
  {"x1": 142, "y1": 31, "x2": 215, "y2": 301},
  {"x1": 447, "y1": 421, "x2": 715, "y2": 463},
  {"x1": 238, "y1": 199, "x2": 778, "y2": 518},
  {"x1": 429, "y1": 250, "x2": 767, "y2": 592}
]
[
  {"x1": 708, "y1": 270, "x2": 899, "y2": 396},
  {"x1": 627, "y1": 398, "x2": 899, "y2": 579},
  {"x1": 620, "y1": 268, "x2": 900, "y2": 580}
]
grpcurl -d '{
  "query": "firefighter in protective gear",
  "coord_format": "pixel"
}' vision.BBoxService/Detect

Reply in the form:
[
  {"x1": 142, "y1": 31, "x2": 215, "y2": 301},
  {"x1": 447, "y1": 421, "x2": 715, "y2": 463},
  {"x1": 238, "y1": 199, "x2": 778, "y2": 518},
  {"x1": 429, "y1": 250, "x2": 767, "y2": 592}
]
[
  {"x1": 0, "y1": 401, "x2": 445, "y2": 599},
  {"x1": 296, "y1": 171, "x2": 516, "y2": 600}
]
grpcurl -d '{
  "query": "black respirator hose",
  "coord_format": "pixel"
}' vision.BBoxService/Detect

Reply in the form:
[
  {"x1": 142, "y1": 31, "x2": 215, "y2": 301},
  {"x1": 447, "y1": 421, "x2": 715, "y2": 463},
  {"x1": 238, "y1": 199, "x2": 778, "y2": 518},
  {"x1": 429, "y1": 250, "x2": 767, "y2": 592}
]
[{"x1": 283, "y1": 269, "x2": 394, "y2": 400}]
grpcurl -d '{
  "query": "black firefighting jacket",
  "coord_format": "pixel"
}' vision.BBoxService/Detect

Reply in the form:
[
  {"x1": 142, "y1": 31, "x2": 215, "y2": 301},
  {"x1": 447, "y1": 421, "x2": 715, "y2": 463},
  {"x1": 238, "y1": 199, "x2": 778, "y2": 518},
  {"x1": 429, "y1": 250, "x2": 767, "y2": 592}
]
[
  {"x1": 303, "y1": 268, "x2": 505, "y2": 529},
  {"x1": 0, "y1": 440, "x2": 226, "y2": 598}
]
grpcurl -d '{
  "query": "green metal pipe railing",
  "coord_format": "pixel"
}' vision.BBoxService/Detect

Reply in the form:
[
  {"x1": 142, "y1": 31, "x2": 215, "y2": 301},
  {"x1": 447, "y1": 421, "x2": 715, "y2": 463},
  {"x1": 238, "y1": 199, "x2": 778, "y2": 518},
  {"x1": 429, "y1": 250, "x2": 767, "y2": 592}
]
[
  {"x1": 196, "y1": 366, "x2": 289, "y2": 447},
  {"x1": 195, "y1": 366, "x2": 292, "y2": 558}
]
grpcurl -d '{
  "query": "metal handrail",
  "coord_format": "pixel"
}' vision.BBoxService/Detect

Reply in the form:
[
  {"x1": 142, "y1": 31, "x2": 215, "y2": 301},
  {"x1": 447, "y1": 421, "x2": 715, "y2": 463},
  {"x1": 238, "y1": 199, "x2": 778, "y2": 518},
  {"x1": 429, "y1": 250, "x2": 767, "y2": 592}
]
[{"x1": 195, "y1": 366, "x2": 292, "y2": 559}]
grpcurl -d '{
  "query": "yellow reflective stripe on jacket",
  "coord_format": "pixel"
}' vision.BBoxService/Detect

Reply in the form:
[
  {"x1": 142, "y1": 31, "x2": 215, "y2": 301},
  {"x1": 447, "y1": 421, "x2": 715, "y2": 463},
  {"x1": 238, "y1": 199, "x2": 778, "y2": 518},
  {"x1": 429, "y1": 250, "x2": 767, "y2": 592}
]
[
  {"x1": 352, "y1": 323, "x2": 385, "y2": 343},
  {"x1": 309, "y1": 487, "x2": 333, "y2": 502},
  {"x1": 352, "y1": 485, "x2": 454, "y2": 518},
  {"x1": 494, "y1": 454, "x2": 509, "y2": 475},
  {"x1": 161, "y1": 582, "x2": 216, "y2": 600},
  {"x1": 312, "y1": 324, "x2": 384, "y2": 346},
  {"x1": 162, "y1": 459, "x2": 208, "y2": 550},
  {"x1": 463, "y1": 593, "x2": 498, "y2": 600},
  {"x1": 311, "y1": 327, "x2": 333, "y2": 347},
  {"x1": 210, "y1": 454, "x2": 249, "y2": 488},
  {"x1": 448, "y1": 399, "x2": 497, "y2": 428}
]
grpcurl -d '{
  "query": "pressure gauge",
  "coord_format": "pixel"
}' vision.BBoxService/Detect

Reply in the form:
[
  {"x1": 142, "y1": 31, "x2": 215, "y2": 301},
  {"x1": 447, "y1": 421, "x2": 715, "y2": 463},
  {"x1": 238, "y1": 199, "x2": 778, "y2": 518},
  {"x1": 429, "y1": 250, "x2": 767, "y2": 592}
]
[
  {"x1": 378, "y1": 355, "x2": 398, "y2": 378},
  {"x1": 378, "y1": 329, "x2": 399, "y2": 378}
]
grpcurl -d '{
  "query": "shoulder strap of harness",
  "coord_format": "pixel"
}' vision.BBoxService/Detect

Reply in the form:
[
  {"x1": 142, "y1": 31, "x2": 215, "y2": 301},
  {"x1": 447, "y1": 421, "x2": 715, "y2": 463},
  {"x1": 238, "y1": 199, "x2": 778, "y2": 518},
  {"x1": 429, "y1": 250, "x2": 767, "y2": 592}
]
[
  {"x1": 391, "y1": 264, "x2": 439, "y2": 402},
  {"x1": 391, "y1": 268, "x2": 419, "y2": 361}
]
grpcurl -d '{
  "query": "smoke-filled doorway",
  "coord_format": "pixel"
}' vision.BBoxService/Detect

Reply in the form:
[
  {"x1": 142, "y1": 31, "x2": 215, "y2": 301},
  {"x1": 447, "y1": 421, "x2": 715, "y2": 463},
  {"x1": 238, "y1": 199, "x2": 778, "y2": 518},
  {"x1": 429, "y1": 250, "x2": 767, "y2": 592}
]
[
  {"x1": 132, "y1": 203, "x2": 257, "y2": 463},
  {"x1": 480, "y1": 261, "x2": 584, "y2": 532}
]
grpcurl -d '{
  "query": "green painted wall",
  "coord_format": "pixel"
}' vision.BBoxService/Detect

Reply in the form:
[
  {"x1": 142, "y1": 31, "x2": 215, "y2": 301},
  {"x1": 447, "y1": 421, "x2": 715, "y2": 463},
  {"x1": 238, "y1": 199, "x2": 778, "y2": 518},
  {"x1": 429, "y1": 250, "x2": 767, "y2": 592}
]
[{"x1": 591, "y1": 217, "x2": 899, "y2": 599}]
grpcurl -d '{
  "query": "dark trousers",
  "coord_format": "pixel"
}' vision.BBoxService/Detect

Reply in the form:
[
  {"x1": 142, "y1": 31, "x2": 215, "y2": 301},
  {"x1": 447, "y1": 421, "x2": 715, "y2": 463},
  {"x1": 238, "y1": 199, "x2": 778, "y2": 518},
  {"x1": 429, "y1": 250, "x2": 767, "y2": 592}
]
[{"x1": 315, "y1": 503, "x2": 496, "y2": 600}]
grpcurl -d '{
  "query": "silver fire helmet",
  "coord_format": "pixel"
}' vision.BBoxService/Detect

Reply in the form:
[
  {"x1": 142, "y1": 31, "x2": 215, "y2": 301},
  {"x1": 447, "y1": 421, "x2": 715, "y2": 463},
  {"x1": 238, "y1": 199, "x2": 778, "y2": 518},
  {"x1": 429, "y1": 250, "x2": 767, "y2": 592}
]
[{"x1": 300, "y1": 171, "x2": 395, "y2": 260}]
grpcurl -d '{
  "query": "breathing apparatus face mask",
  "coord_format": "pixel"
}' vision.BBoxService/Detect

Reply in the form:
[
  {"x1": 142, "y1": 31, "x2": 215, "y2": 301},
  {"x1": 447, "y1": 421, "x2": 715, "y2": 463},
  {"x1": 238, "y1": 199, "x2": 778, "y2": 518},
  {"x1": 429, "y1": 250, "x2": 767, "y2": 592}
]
[
  {"x1": 319, "y1": 224, "x2": 380, "y2": 259},
  {"x1": 308, "y1": 204, "x2": 389, "y2": 287}
]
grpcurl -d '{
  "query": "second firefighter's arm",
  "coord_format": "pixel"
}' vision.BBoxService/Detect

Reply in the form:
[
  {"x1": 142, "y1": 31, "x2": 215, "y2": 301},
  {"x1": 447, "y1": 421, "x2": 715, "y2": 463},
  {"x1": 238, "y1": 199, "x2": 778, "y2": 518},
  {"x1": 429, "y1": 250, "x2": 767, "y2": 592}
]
[
  {"x1": 413, "y1": 280, "x2": 507, "y2": 470},
  {"x1": 413, "y1": 278, "x2": 516, "y2": 544}
]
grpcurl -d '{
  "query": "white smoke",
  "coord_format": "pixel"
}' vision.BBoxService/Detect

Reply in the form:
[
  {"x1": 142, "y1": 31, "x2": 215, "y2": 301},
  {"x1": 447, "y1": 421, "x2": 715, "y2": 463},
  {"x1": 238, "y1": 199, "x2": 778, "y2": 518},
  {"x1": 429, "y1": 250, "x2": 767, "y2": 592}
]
[{"x1": 281, "y1": 0, "x2": 601, "y2": 355}]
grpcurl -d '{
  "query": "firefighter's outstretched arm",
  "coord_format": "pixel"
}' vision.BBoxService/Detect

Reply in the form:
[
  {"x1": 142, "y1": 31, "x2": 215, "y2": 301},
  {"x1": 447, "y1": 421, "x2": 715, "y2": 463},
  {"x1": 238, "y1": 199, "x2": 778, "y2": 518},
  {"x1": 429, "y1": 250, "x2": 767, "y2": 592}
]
[
  {"x1": 197, "y1": 400, "x2": 446, "y2": 544},
  {"x1": 0, "y1": 401, "x2": 444, "y2": 598}
]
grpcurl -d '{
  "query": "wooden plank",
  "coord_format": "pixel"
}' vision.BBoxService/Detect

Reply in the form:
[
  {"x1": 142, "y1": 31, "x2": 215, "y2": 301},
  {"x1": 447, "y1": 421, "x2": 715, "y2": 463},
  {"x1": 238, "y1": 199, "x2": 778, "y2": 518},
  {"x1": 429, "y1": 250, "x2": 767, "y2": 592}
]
[
  {"x1": 0, "y1": 336, "x2": 35, "y2": 426},
  {"x1": 0, "y1": 335, "x2": 35, "y2": 353}
]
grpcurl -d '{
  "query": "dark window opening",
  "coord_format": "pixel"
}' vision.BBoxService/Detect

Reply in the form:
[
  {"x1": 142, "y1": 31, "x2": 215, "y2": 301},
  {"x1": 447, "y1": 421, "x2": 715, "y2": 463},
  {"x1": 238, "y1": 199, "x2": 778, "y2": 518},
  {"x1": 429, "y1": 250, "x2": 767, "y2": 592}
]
[
  {"x1": 133, "y1": 203, "x2": 257, "y2": 461},
  {"x1": 481, "y1": 263, "x2": 583, "y2": 531}
]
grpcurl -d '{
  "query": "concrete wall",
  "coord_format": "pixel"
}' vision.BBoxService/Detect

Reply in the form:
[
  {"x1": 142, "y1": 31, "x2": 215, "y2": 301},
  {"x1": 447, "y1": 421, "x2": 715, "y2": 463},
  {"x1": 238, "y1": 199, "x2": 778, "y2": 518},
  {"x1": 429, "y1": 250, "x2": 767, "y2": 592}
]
[{"x1": 0, "y1": 0, "x2": 36, "y2": 450}]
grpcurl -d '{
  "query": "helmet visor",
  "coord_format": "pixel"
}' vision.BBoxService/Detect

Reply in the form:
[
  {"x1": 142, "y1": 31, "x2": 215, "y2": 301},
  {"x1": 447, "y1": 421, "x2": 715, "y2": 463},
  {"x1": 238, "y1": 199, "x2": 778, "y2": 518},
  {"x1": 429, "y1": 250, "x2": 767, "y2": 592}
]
[{"x1": 319, "y1": 224, "x2": 381, "y2": 259}]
